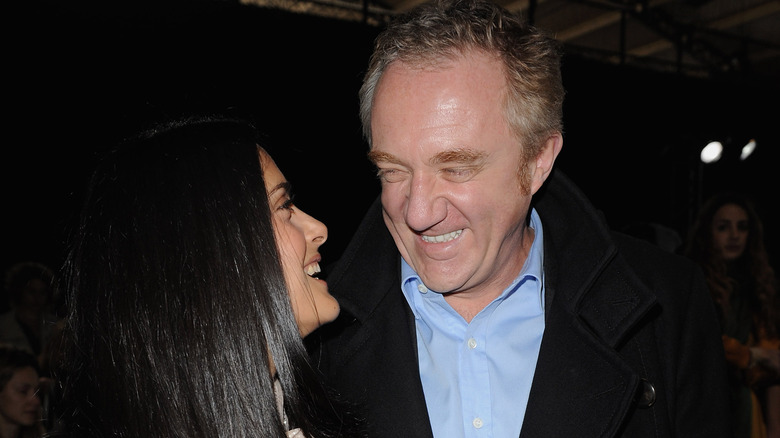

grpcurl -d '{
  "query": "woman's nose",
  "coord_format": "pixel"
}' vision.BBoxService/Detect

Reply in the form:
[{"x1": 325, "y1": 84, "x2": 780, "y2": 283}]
[{"x1": 300, "y1": 209, "x2": 328, "y2": 246}]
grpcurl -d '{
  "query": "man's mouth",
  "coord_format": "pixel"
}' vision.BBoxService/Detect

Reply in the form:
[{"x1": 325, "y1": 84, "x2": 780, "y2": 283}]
[{"x1": 421, "y1": 229, "x2": 463, "y2": 243}]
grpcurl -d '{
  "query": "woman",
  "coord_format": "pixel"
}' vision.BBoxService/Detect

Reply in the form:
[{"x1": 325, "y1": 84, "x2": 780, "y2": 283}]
[
  {"x1": 49, "y1": 116, "x2": 363, "y2": 437},
  {"x1": 684, "y1": 191, "x2": 780, "y2": 438},
  {"x1": 0, "y1": 345, "x2": 44, "y2": 438}
]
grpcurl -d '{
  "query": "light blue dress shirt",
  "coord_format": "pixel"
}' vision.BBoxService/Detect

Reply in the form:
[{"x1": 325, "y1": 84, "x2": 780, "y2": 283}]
[{"x1": 401, "y1": 208, "x2": 545, "y2": 438}]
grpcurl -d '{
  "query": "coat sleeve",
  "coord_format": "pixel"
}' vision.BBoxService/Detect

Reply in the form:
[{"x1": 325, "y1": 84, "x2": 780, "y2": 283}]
[{"x1": 669, "y1": 263, "x2": 732, "y2": 436}]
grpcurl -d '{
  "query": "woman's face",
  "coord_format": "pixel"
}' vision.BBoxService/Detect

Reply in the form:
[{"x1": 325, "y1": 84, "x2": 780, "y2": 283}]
[
  {"x1": 260, "y1": 148, "x2": 339, "y2": 337},
  {"x1": 0, "y1": 366, "x2": 41, "y2": 428},
  {"x1": 710, "y1": 203, "x2": 749, "y2": 261}
]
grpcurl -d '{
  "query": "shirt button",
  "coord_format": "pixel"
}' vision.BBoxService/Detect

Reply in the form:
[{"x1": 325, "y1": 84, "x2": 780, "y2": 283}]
[
  {"x1": 468, "y1": 338, "x2": 477, "y2": 349},
  {"x1": 472, "y1": 417, "x2": 483, "y2": 429},
  {"x1": 417, "y1": 284, "x2": 428, "y2": 294}
]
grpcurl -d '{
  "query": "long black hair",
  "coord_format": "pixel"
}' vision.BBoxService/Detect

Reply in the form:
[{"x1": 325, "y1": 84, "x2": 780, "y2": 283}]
[{"x1": 50, "y1": 116, "x2": 363, "y2": 437}]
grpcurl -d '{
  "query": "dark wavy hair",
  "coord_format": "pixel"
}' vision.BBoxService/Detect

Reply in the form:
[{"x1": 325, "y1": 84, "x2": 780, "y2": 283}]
[
  {"x1": 683, "y1": 191, "x2": 779, "y2": 339},
  {"x1": 50, "y1": 116, "x2": 363, "y2": 437}
]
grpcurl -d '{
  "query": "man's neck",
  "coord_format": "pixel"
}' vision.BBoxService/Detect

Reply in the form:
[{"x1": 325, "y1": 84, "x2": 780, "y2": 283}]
[{"x1": 443, "y1": 226, "x2": 535, "y2": 323}]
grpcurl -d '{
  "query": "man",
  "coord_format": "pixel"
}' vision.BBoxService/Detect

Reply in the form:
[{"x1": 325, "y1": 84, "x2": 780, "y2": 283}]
[{"x1": 313, "y1": 0, "x2": 730, "y2": 436}]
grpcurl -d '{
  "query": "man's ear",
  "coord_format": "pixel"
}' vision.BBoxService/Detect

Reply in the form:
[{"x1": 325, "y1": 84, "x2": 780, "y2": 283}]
[{"x1": 531, "y1": 132, "x2": 563, "y2": 194}]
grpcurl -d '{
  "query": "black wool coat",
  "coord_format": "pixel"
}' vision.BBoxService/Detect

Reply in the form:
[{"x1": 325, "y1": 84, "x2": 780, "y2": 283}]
[{"x1": 311, "y1": 169, "x2": 731, "y2": 438}]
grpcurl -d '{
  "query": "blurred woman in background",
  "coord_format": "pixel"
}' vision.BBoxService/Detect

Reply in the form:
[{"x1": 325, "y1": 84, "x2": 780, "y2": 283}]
[{"x1": 685, "y1": 191, "x2": 780, "y2": 438}]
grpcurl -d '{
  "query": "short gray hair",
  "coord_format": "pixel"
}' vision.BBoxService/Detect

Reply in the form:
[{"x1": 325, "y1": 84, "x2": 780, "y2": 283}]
[{"x1": 359, "y1": 0, "x2": 564, "y2": 163}]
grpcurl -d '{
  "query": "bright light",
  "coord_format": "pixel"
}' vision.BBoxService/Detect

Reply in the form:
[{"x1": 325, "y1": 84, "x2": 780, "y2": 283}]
[
  {"x1": 740, "y1": 139, "x2": 756, "y2": 160},
  {"x1": 701, "y1": 141, "x2": 723, "y2": 163}
]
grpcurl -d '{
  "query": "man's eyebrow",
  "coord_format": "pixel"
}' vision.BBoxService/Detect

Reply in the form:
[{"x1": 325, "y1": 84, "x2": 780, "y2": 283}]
[
  {"x1": 367, "y1": 150, "x2": 402, "y2": 165},
  {"x1": 368, "y1": 148, "x2": 487, "y2": 166},
  {"x1": 429, "y1": 148, "x2": 487, "y2": 165}
]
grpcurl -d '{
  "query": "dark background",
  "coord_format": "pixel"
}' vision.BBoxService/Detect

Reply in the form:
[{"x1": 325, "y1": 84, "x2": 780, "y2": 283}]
[{"x1": 4, "y1": 1, "x2": 779, "y2": 290}]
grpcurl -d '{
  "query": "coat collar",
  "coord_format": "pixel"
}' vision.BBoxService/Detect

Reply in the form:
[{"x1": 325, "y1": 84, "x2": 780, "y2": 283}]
[
  {"x1": 521, "y1": 169, "x2": 658, "y2": 436},
  {"x1": 535, "y1": 169, "x2": 657, "y2": 349}
]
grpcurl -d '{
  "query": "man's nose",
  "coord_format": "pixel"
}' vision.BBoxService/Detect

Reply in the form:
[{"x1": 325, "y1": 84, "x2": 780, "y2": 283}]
[{"x1": 405, "y1": 174, "x2": 446, "y2": 232}]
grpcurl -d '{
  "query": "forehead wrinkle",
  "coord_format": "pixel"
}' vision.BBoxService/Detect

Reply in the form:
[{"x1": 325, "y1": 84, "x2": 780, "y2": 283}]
[{"x1": 429, "y1": 148, "x2": 487, "y2": 166}]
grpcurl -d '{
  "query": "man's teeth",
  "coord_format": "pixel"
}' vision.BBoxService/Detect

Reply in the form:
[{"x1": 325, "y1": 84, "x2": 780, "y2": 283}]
[
  {"x1": 305, "y1": 263, "x2": 322, "y2": 277},
  {"x1": 421, "y1": 229, "x2": 463, "y2": 243}
]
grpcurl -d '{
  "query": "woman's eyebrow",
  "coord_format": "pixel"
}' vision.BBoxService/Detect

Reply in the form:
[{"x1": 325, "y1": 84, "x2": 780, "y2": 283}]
[{"x1": 268, "y1": 181, "x2": 293, "y2": 197}]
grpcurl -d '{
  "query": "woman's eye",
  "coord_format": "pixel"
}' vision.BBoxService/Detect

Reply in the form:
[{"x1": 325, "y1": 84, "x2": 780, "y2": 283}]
[{"x1": 280, "y1": 196, "x2": 296, "y2": 212}]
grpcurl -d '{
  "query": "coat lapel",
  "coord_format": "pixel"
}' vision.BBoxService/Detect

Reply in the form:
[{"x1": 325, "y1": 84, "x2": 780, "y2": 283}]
[
  {"x1": 521, "y1": 294, "x2": 643, "y2": 437},
  {"x1": 521, "y1": 170, "x2": 659, "y2": 437},
  {"x1": 521, "y1": 257, "x2": 658, "y2": 438}
]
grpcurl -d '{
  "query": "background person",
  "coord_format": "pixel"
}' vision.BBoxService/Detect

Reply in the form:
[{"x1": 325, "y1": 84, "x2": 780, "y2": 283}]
[
  {"x1": 684, "y1": 191, "x2": 780, "y2": 438},
  {"x1": 0, "y1": 262, "x2": 58, "y2": 366},
  {"x1": 311, "y1": 0, "x2": 730, "y2": 436},
  {"x1": 48, "y1": 116, "x2": 364, "y2": 437},
  {"x1": 0, "y1": 344, "x2": 44, "y2": 438}
]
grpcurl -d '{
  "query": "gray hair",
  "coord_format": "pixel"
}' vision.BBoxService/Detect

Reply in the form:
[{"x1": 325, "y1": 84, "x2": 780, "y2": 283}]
[{"x1": 359, "y1": 0, "x2": 564, "y2": 162}]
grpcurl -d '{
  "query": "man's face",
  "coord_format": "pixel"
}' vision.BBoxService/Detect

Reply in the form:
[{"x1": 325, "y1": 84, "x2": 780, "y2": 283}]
[{"x1": 369, "y1": 51, "x2": 545, "y2": 298}]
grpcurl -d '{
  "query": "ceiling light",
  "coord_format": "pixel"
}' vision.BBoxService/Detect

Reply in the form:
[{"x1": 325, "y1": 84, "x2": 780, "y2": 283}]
[
  {"x1": 740, "y1": 139, "x2": 756, "y2": 160},
  {"x1": 700, "y1": 141, "x2": 723, "y2": 163}
]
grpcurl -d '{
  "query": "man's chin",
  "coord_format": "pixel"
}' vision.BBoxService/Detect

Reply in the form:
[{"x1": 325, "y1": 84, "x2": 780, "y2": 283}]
[{"x1": 418, "y1": 274, "x2": 464, "y2": 294}]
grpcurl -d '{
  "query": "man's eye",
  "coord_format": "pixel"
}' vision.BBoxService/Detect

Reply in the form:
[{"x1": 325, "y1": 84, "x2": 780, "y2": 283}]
[
  {"x1": 443, "y1": 167, "x2": 474, "y2": 182},
  {"x1": 377, "y1": 168, "x2": 406, "y2": 183}
]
